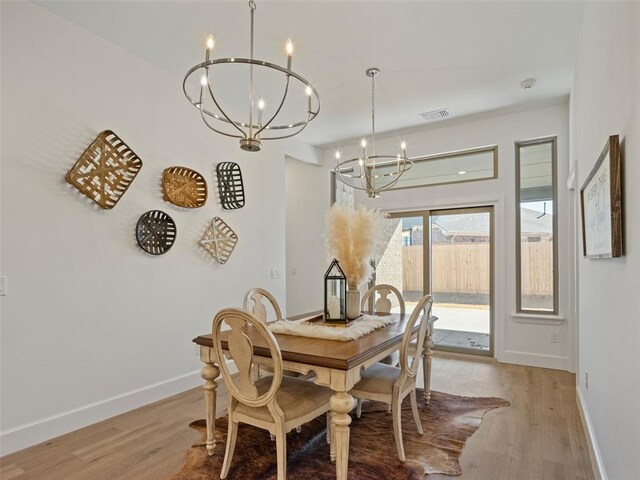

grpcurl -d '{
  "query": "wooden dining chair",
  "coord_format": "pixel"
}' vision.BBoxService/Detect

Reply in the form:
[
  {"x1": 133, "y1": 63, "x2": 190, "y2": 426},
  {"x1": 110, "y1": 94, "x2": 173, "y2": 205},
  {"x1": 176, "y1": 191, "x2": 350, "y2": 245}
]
[
  {"x1": 212, "y1": 308, "x2": 334, "y2": 480},
  {"x1": 361, "y1": 284, "x2": 405, "y2": 366},
  {"x1": 349, "y1": 294, "x2": 434, "y2": 462},
  {"x1": 243, "y1": 287, "x2": 283, "y2": 323},
  {"x1": 243, "y1": 287, "x2": 311, "y2": 384},
  {"x1": 361, "y1": 284, "x2": 405, "y2": 317}
]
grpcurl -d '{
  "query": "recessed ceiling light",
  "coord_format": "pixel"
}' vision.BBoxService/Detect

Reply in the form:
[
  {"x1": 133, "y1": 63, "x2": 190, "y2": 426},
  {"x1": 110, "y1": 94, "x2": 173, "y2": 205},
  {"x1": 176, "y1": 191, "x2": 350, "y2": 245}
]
[
  {"x1": 458, "y1": 171, "x2": 467, "y2": 175},
  {"x1": 520, "y1": 78, "x2": 536, "y2": 89}
]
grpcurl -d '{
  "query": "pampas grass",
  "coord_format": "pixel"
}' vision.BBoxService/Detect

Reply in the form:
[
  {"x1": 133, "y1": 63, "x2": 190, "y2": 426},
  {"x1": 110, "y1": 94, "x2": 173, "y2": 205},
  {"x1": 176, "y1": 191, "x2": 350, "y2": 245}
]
[{"x1": 326, "y1": 205, "x2": 385, "y2": 286}]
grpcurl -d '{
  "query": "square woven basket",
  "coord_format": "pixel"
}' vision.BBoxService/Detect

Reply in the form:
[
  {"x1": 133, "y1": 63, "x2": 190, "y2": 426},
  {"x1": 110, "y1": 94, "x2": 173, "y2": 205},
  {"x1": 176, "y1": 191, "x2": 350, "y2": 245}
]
[{"x1": 66, "y1": 130, "x2": 143, "y2": 209}]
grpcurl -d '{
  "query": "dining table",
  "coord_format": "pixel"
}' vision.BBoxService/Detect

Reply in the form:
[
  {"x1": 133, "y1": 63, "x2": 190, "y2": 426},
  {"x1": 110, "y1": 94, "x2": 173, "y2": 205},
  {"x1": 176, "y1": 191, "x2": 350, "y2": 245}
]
[{"x1": 192, "y1": 311, "x2": 438, "y2": 480}]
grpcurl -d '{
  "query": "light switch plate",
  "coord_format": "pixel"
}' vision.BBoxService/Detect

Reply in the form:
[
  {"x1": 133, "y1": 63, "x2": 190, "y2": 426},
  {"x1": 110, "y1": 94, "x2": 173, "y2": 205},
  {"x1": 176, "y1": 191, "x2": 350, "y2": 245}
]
[{"x1": 0, "y1": 276, "x2": 7, "y2": 296}]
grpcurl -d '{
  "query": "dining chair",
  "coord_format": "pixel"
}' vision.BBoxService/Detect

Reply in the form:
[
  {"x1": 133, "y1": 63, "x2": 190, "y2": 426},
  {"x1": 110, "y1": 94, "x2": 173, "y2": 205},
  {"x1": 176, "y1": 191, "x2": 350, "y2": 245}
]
[
  {"x1": 350, "y1": 294, "x2": 434, "y2": 462},
  {"x1": 361, "y1": 284, "x2": 405, "y2": 366},
  {"x1": 361, "y1": 284, "x2": 405, "y2": 317},
  {"x1": 243, "y1": 287, "x2": 311, "y2": 384},
  {"x1": 243, "y1": 287, "x2": 283, "y2": 323},
  {"x1": 212, "y1": 308, "x2": 334, "y2": 480}
]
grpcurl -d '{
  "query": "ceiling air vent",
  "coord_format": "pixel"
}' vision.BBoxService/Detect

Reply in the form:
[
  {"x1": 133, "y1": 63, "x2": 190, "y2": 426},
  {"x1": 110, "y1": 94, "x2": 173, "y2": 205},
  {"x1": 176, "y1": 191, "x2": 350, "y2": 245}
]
[{"x1": 418, "y1": 108, "x2": 451, "y2": 122}]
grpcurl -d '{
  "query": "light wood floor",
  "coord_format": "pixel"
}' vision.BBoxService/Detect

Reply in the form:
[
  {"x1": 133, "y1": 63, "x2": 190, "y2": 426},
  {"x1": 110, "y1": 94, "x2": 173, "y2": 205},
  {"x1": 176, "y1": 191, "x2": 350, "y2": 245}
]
[{"x1": 0, "y1": 355, "x2": 595, "y2": 480}]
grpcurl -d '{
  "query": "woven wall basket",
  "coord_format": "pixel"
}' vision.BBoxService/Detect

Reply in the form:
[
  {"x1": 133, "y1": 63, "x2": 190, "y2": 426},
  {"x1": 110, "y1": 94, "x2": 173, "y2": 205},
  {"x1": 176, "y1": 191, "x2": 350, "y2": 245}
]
[
  {"x1": 162, "y1": 166, "x2": 208, "y2": 208},
  {"x1": 200, "y1": 217, "x2": 238, "y2": 264},
  {"x1": 65, "y1": 130, "x2": 143, "y2": 209},
  {"x1": 136, "y1": 210, "x2": 177, "y2": 255},
  {"x1": 216, "y1": 162, "x2": 245, "y2": 210}
]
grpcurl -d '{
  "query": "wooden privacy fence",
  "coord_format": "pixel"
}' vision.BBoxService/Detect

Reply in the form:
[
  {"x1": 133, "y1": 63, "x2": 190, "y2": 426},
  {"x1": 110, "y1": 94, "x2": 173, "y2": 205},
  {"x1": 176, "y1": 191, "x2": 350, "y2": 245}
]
[{"x1": 402, "y1": 243, "x2": 553, "y2": 295}]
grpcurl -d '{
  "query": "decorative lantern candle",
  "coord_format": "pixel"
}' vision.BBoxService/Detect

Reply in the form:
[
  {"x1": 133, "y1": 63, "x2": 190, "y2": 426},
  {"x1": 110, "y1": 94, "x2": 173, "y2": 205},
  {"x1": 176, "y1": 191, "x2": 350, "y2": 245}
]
[{"x1": 324, "y1": 259, "x2": 347, "y2": 322}]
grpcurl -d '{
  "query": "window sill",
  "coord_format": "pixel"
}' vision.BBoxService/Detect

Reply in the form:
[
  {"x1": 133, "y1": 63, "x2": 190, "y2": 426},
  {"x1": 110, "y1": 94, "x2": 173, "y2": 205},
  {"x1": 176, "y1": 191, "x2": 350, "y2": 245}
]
[{"x1": 511, "y1": 313, "x2": 565, "y2": 325}]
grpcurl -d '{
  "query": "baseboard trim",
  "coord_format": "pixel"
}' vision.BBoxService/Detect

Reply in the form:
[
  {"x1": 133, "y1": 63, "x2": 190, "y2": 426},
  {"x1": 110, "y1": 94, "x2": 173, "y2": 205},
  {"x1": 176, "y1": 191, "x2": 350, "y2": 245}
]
[
  {"x1": 576, "y1": 387, "x2": 607, "y2": 480},
  {"x1": 433, "y1": 350, "x2": 497, "y2": 363},
  {"x1": 500, "y1": 350, "x2": 569, "y2": 370},
  {"x1": 0, "y1": 369, "x2": 202, "y2": 457}
]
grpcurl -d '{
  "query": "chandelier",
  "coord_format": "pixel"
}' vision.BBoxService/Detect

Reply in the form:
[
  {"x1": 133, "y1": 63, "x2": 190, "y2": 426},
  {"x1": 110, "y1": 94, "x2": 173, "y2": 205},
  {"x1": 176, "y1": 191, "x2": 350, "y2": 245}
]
[
  {"x1": 183, "y1": 1, "x2": 320, "y2": 152},
  {"x1": 333, "y1": 68, "x2": 413, "y2": 198}
]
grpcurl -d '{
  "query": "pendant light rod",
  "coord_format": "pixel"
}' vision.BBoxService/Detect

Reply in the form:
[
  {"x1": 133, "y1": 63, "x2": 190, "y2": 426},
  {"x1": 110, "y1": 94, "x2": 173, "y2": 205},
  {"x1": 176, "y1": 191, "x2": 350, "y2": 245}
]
[{"x1": 249, "y1": 0, "x2": 255, "y2": 140}]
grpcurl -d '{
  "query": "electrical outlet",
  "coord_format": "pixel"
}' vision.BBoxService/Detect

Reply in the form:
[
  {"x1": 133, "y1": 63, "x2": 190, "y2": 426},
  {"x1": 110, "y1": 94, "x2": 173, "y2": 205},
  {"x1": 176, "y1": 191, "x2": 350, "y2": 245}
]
[
  {"x1": 270, "y1": 268, "x2": 280, "y2": 279},
  {"x1": 585, "y1": 371, "x2": 589, "y2": 390},
  {"x1": 550, "y1": 332, "x2": 560, "y2": 343},
  {"x1": 0, "y1": 276, "x2": 6, "y2": 296}
]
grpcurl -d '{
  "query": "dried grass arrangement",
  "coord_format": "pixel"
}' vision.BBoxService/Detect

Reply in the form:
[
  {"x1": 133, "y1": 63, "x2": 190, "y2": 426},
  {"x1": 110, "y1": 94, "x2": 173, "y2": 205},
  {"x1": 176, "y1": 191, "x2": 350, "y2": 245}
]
[{"x1": 326, "y1": 205, "x2": 385, "y2": 287}]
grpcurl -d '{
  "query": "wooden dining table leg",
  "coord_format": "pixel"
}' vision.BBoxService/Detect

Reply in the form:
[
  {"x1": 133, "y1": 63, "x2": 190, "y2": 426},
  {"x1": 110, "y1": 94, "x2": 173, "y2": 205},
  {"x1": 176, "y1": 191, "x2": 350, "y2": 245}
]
[
  {"x1": 330, "y1": 391, "x2": 354, "y2": 480},
  {"x1": 422, "y1": 323, "x2": 435, "y2": 404},
  {"x1": 200, "y1": 355, "x2": 220, "y2": 456}
]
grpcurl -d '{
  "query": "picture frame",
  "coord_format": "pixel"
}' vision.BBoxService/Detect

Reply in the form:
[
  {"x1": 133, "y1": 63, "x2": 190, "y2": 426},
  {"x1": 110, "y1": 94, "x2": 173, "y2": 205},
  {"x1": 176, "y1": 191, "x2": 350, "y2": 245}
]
[{"x1": 580, "y1": 134, "x2": 622, "y2": 258}]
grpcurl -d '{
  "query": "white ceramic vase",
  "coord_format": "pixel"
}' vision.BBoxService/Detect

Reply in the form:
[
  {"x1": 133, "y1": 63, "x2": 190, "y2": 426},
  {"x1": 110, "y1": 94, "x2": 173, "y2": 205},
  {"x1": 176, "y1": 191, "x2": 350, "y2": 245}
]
[{"x1": 346, "y1": 284, "x2": 361, "y2": 320}]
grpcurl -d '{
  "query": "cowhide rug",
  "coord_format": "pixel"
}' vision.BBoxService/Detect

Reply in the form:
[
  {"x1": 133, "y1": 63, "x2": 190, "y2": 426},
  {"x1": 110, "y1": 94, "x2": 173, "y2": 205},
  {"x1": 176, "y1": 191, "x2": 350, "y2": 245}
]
[{"x1": 170, "y1": 390, "x2": 509, "y2": 479}]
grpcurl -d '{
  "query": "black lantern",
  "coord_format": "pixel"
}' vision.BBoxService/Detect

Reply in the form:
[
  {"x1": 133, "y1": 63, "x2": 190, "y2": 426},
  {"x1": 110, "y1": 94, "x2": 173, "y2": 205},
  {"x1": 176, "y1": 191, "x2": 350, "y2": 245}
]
[{"x1": 324, "y1": 259, "x2": 347, "y2": 323}]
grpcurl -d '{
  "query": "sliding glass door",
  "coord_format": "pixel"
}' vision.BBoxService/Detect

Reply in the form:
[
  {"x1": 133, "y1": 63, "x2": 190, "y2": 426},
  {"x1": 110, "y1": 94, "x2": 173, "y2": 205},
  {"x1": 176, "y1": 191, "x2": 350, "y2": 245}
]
[
  {"x1": 430, "y1": 207, "x2": 493, "y2": 355},
  {"x1": 379, "y1": 207, "x2": 494, "y2": 356}
]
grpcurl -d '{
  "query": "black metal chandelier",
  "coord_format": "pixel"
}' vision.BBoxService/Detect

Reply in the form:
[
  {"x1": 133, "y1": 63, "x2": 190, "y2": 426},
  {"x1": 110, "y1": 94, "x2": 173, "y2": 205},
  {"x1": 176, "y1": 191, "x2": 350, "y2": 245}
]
[{"x1": 183, "y1": 1, "x2": 320, "y2": 152}]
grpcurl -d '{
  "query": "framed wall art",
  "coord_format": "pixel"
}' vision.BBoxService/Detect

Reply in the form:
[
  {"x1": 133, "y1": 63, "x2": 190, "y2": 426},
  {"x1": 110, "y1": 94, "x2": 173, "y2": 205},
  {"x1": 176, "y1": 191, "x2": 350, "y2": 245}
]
[{"x1": 580, "y1": 134, "x2": 622, "y2": 258}]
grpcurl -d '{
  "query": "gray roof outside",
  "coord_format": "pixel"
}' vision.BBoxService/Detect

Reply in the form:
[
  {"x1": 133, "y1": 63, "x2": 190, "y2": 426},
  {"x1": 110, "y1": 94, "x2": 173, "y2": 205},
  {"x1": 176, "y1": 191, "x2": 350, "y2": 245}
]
[{"x1": 403, "y1": 208, "x2": 552, "y2": 235}]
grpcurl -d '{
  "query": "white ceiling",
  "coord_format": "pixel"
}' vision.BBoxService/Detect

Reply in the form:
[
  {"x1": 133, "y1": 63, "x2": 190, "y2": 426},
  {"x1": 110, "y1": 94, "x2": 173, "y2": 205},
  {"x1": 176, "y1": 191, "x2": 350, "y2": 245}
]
[{"x1": 35, "y1": 1, "x2": 584, "y2": 146}]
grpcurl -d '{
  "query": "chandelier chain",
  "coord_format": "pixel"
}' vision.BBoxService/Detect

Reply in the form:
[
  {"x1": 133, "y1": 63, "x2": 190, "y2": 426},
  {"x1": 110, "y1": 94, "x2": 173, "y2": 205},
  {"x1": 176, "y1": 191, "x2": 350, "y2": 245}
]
[{"x1": 249, "y1": 0, "x2": 256, "y2": 11}]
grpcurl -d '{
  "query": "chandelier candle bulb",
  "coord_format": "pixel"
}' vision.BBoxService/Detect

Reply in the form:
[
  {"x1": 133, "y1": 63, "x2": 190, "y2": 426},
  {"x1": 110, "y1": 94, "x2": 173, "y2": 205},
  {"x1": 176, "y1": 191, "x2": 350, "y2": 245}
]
[
  {"x1": 305, "y1": 86, "x2": 312, "y2": 112},
  {"x1": 257, "y1": 98, "x2": 264, "y2": 125},
  {"x1": 205, "y1": 35, "x2": 214, "y2": 61},
  {"x1": 286, "y1": 39, "x2": 294, "y2": 69},
  {"x1": 200, "y1": 74, "x2": 208, "y2": 87}
]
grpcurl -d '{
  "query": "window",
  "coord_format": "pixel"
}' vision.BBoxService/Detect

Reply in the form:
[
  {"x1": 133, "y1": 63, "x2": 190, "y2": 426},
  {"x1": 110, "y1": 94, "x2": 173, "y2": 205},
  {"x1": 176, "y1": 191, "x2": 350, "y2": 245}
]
[
  {"x1": 372, "y1": 145, "x2": 498, "y2": 190},
  {"x1": 515, "y1": 137, "x2": 558, "y2": 314}
]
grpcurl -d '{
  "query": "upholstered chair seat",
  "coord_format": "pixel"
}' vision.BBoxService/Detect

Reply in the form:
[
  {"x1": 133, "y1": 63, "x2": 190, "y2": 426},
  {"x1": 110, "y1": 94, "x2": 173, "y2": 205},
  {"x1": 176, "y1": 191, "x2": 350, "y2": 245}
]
[{"x1": 235, "y1": 376, "x2": 333, "y2": 428}]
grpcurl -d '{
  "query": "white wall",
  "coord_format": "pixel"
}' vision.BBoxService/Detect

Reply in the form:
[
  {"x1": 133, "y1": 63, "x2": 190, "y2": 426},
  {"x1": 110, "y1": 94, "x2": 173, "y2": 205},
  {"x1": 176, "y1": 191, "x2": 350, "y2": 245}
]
[
  {"x1": 0, "y1": 2, "x2": 318, "y2": 455},
  {"x1": 284, "y1": 156, "x2": 331, "y2": 316},
  {"x1": 571, "y1": 2, "x2": 640, "y2": 479},
  {"x1": 323, "y1": 102, "x2": 573, "y2": 371}
]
